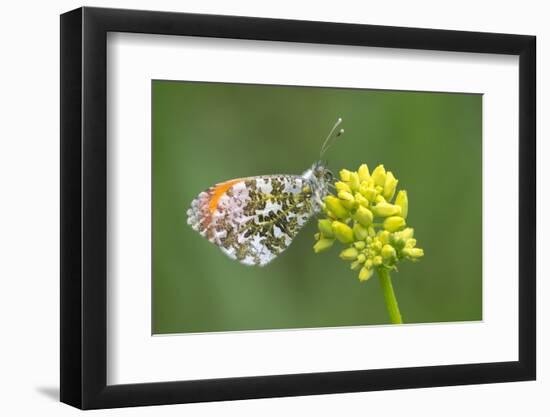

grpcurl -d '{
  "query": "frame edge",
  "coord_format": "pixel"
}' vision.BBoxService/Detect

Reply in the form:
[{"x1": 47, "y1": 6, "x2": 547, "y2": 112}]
[
  {"x1": 60, "y1": 7, "x2": 84, "y2": 409},
  {"x1": 518, "y1": 35, "x2": 536, "y2": 380}
]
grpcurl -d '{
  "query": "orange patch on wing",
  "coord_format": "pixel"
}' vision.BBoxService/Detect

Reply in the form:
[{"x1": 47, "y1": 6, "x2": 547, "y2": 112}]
[{"x1": 208, "y1": 179, "x2": 243, "y2": 213}]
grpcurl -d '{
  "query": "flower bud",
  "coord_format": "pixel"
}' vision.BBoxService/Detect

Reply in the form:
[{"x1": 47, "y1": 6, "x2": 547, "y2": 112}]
[
  {"x1": 332, "y1": 221, "x2": 355, "y2": 243},
  {"x1": 400, "y1": 227, "x2": 414, "y2": 241},
  {"x1": 381, "y1": 244, "x2": 397, "y2": 259},
  {"x1": 350, "y1": 260, "x2": 362, "y2": 270},
  {"x1": 405, "y1": 238, "x2": 417, "y2": 248},
  {"x1": 372, "y1": 202, "x2": 402, "y2": 217},
  {"x1": 375, "y1": 195, "x2": 386, "y2": 204},
  {"x1": 395, "y1": 190, "x2": 408, "y2": 219},
  {"x1": 384, "y1": 216, "x2": 406, "y2": 232},
  {"x1": 325, "y1": 195, "x2": 348, "y2": 219},
  {"x1": 378, "y1": 230, "x2": 391, "y2": 244},
  {"x1": 383, "y1": 171, "x2": 398, "y2": 201},
  {"x1": 339, "y1": 169, "x2": 352, "y2": 182},
  {"x1": 353, "y1": 241, "x2": 366, "y2": 250},
  {"x1": 354, "y1": 206, "x2": 374, "y2": 226},
  {"x1": 338, "y1": 192, "x2": 354, "y2": 202},
  {"x1": 373, "y1": 256, "x2": 383, "y2": 266},
  {"x1": 361, "y1": 185, "x2": 377, "y2": 202},
  {"x1": 358, "y1": 164, "x2": 370, "y2": 181},
  {"x1": 340, "y1": 247, "x2": 359, "y2": 260},
  {"x1": 354, "y1": 193, "x2": 369, "y2": 207},
  {"x1": 358, "y1": 266, "x2": 374, "y2": 282},
  {"x1": 317, "y1": 219, "x2": 334, "y2": 238},
  {"x1": 402, "y1": 247, "x2": 424, "y2": 258},
  {"x1": 349, "y1": 172, "x2": 361, "y2": 191},
  {"x1": 372, "y1": 164, "x2": 386, "y2": 187},
  {"x1": 357, "y1": 253, "x2": 366, "y2": 263},
  {"x1": 338, "y1": 190, "x2": 356, "y2": 209},
  {"x1": 371, "y1": 239, "x2": 383, "y2": 252},
  {"x1": 353, "y1": 223, "x2": 368, "y2": 240},
  {"x1": 313, "y1": 238, "x2": 334, "y2": 253},
  {"x1": 335, "y1": 181, "x2": 351, "y2": 193},
  {"x1": 366, "y1": 189, "x2": 377, "y2": 202}
]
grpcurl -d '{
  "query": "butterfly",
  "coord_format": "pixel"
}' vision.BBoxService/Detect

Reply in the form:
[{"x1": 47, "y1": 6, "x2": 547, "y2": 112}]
[{"x1": 187, "y1": 118, "x2": 344, "y2": 266}]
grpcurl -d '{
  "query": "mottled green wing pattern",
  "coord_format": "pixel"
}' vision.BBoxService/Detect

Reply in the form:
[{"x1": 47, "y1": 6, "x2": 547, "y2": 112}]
[{"x1": 187, "y1": 175, "x2": 316, "y2": 266}]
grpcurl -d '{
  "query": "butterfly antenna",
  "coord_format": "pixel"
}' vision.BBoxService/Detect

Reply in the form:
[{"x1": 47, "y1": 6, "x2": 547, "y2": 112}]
[{"x1": 320, "y1": 117, "x2": 344, "y2": 158}]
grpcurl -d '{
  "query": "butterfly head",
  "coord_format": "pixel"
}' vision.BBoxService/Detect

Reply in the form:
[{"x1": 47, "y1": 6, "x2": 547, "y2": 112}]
[
  {"x1": 302, "y1": 161, "x2": 334, "y2": 211},
  {"x1": 312, "y1": 160, "x2": 334, "y2": 182}
]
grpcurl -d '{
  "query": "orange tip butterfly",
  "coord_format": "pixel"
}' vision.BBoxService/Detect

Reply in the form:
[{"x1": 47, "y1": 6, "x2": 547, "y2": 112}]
[{"x1": 187, "y1": 118, "x2": 344, "y2": 266}]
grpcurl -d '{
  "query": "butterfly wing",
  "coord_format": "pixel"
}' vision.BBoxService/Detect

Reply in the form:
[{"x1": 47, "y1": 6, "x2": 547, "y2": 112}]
[{"x1": 187, "y1": 175, "x2": 315, "y2": 266}]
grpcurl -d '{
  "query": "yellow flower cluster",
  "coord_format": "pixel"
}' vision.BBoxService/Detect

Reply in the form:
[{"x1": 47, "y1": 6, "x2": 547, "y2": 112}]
[{"x1": 313, "y1": 164, "x2": 424, "y2": 282}]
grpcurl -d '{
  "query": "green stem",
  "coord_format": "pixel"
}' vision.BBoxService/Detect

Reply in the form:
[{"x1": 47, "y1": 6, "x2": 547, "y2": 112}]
[{"x1": 377, "y1": 268, "x2": 403, "y2": 324}]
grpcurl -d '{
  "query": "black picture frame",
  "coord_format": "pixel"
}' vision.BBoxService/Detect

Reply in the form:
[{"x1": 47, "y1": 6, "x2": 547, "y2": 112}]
[{"x1": 60, "y1": 6, "x2": 536, "y2": 410}]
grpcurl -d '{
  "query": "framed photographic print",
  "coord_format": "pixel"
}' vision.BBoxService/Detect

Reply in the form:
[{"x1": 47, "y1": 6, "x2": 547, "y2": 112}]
[{"x1": 60, "y1": 6, "x2": 536, "y2": 409}]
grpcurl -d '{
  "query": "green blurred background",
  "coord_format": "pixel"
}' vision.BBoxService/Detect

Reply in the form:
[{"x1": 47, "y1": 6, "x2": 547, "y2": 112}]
[{"x1": 152, "y1": 80, "x2": 482, "y2": 334}]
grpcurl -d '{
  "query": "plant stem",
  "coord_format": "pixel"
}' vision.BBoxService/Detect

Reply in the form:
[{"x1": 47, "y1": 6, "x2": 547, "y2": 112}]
[{"x1": 377, "y1": 268, "x2": 403, "y2": 324}]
